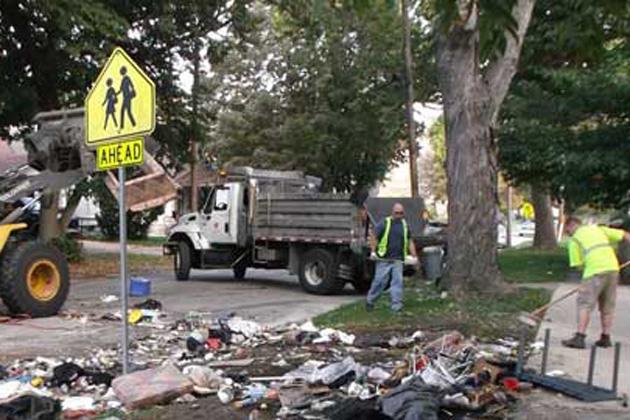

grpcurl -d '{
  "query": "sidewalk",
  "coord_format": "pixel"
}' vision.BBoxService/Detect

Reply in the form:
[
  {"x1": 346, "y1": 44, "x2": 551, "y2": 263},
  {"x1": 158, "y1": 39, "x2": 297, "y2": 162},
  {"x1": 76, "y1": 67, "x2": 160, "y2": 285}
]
[
  {"x1": 81, "y1": 239, "x2": 163, "y2": 256},
  {"x1": 522, "y1": 283, "x2": 630, "y2": 419}
]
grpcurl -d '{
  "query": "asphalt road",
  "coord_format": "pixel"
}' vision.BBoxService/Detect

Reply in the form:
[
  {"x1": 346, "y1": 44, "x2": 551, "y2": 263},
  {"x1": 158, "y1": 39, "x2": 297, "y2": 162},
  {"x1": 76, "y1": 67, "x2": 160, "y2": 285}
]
[{"x1": 0, "y1": 268, "x2": 359, "y2": 360}]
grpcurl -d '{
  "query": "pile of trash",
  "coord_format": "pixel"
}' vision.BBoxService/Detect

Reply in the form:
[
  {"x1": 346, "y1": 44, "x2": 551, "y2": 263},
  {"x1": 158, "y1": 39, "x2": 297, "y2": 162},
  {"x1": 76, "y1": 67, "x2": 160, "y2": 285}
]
[{"x1": 0, "y1": 302, "x2": 543, "y2": 419}]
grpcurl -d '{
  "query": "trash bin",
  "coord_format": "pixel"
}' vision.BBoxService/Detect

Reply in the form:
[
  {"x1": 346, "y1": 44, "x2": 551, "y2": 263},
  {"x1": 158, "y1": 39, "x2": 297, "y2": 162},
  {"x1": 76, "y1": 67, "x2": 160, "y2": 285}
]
[
  {"x1": 130, "y1": 277, "x2": 151, "y2": 297},
  {"x1": 422, "y1": 246, "x2": 443, "y2": 281}
]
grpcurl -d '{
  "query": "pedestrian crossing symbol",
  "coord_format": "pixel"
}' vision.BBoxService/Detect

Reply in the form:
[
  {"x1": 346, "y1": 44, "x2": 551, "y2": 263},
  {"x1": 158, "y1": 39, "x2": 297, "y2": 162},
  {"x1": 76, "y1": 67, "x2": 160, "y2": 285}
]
[{"x1": 85, "y1": 47, "x2": 155, "y2": 145}]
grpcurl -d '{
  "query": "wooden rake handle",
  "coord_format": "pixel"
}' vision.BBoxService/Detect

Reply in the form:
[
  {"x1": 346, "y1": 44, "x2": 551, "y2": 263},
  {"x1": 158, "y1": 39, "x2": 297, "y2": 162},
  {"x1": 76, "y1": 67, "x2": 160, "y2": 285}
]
[{"x1": 530, "y1": 260, "x2": 630, "y2": 319}]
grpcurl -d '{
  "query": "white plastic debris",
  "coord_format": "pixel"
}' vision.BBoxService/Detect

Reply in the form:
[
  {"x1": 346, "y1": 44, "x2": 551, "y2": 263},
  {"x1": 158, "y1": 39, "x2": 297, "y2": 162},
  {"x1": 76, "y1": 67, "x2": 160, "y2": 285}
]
[
  {"x1": 298, "y1": 321, "x2": 319, "y2": 333},
  {"x1": 227, "y1": 318, "x2": 262, "y2": 343},
  {"x1": 316, "y1": 328, "x2": 355, "y2": 346},
  {"x1": 547, "y1": 370, "x2": 566, "y2": 377},
  {"x1": 100, "y1": 295, "x2": 119, "y2": 303},
  {"x1": 367, "y1": 367, "x2": 392, "y2": 384},
  {"x1": 62, "y1": 396, "x2": 96, "y2": 411}
]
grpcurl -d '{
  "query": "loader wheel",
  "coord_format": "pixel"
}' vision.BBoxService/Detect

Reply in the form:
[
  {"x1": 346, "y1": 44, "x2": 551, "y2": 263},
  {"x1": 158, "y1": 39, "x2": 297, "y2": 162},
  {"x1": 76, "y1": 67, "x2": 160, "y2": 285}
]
[
  {"x1": 299, "y1": 248, "x2": 343, "y2": 295},
  {"x1": 174, "y1": 241, "x2": 191, "y2": 281},
  {"x1": 0, "y1": 241, "x2": 70, "y2": 318}
]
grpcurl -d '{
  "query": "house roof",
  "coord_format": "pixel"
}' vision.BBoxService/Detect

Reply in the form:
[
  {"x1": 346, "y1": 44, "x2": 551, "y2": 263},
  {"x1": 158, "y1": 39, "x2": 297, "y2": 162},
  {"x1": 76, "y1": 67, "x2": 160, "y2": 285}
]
[{"x1": 0, "y1": 140, "x2": 28, "y2": 173}]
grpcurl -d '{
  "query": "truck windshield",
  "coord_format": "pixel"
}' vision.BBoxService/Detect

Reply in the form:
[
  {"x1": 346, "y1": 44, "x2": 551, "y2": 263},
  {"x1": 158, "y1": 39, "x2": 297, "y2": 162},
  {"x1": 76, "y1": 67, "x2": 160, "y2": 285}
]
[{"x1": 201, "y1": 187, "x2": 214, "y2": 214}]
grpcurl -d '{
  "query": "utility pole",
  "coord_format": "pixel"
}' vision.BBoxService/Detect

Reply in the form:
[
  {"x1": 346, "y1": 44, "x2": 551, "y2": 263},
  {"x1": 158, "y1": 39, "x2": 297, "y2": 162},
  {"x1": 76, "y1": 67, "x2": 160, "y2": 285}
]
[
  {"x1": 190, "y1": 41, "x2": 201, "y2": 213},
  {"x1": 402, "y1": 0, "x2": 419, "y2": 198}
]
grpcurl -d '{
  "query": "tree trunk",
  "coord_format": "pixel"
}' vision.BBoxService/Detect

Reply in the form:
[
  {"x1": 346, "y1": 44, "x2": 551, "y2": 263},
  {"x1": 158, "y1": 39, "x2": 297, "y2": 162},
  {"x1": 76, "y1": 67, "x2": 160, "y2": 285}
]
[
  {"x1": 39, "y1": 191, "x2": 61, "y2": 241},
  {"x1": 436, "y1": 0, "x2": 536, "y2": 296},
  {"x1": 532, "y1": 184, "x2": 557, "y2": 248}
]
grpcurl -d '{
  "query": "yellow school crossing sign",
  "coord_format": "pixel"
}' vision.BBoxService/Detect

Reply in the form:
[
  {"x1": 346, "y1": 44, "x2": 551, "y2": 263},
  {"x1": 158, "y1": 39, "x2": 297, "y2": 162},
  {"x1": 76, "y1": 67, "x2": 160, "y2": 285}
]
[
  {"x1": 96, "y1": 138, "x2": 144, "y2": 171},
  {"x1": 85, "y1": 47, "x2": 155, "y2": 146},
  {"x1": 521, "y1": 202, "x2": 535, "y2": 220}
]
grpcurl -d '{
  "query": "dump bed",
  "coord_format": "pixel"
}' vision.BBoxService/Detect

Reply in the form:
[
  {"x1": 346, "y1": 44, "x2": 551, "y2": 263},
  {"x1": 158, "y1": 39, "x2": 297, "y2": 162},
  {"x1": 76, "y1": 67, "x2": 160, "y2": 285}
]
[{"x1": 253, "y1": 193, "x2": 365, "y2": 244}]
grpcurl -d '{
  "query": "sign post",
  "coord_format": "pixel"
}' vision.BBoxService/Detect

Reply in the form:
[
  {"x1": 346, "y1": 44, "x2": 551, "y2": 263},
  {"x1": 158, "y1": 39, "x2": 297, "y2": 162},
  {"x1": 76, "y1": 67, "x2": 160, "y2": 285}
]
[
  {"x1": 119, "y1": 166, "x2": 129, "y2": 373},
  {"x1": 85, "y1": 47, "x2": 156, "y2": 374}
]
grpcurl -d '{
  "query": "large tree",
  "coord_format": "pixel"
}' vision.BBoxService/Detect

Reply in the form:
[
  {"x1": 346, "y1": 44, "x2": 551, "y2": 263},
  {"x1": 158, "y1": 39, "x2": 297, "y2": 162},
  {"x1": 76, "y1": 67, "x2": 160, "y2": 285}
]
[
  {"x1": 499, "y1": 0, "x2": 630, "y2": 243},
  {"x1": 434, "y1": 0, "x2": 536, "y2": 294},
  {"x1": 214, "y1": 1, "x2": 425, "y2": 192}
]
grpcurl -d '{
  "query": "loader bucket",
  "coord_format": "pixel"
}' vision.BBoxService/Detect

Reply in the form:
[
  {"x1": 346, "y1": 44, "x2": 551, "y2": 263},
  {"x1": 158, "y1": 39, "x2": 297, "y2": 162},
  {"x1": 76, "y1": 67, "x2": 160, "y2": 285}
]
[{"x1": 104, "y1": 152, "x2": 180, "y2": 212}]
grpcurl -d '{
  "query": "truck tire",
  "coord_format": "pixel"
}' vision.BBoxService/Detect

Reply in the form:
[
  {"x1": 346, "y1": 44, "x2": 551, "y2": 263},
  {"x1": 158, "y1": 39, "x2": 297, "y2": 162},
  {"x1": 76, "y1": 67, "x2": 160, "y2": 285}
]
[
  {"x1": 174, "y1": 241, "x2": 192, "y2": 281},
  {"x1": 299, "y1": 248, "x2": 343, "y2": 295},
  {"x1": 0, "y1": 241, "x2": 70, "y2": 318},
  {"x1": 233, "y1": 264, "x2": 247, "y2": 280}
]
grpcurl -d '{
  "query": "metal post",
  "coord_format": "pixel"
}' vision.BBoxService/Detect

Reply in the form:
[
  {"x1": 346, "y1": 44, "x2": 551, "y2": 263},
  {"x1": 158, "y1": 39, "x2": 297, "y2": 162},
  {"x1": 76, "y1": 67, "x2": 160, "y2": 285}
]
[
  {"x1": 119, "y1": 167, "x2": 129, "y2": 374},
  {"x1": 506, "y1": 186, "x2": 513, "y2": 248},
  {"x1": 516, "y1": 324, "x2": 527, "y2": 375},
  {"x1": 612, "y1": 342, "x2": 621, "y2": 394},
  {"x1": 587, "y1": 345, "x2": 597, "y2": 386},
  {"x1": 541, "y1": 328, "x2": 550, "y2": 375}
]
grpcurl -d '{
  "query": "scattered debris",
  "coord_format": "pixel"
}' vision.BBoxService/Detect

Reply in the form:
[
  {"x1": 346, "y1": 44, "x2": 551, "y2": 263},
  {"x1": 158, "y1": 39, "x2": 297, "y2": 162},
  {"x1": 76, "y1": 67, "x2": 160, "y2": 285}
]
[{"x1": 0, "y1": 311, "x2": 551, "y2": 419}]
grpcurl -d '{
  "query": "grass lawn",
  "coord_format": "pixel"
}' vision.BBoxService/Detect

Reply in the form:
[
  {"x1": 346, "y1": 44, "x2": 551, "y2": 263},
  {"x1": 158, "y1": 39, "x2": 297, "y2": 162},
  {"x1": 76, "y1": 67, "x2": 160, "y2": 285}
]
[
  {"x1": 314, "y1": 280, "x2": 551, "y2": 341},
  {"x1": 70, "y1": 253, "x2": 171, "y2": 278},
  {"x1": 499, "y1": 247, "x2": 569, "y2": 283}
]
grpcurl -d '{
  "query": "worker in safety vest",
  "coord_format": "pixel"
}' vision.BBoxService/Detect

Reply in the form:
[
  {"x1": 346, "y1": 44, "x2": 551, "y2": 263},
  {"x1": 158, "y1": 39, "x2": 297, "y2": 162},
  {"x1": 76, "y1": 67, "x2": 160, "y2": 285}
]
[
  {"x1": 561, "y1": 216, "x2": 630, "y2": 349},
  {"x1": 366, "y1": 203, "x2": 418, "y2": 313}
]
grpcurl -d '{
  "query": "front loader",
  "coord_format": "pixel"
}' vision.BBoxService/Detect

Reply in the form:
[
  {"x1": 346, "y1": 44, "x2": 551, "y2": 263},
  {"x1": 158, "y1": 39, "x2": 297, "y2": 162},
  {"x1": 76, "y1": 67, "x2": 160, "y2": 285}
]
[{"x1": 0, "y1": 108, "x2": 178, "y2": 318}]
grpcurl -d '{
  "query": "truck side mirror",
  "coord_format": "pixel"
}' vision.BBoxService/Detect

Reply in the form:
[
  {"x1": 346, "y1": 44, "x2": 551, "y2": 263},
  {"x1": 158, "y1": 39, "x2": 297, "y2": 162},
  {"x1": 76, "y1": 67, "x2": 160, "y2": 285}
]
[{"x1": 215, "y1": 202, "x2": 228, "y2": 211}]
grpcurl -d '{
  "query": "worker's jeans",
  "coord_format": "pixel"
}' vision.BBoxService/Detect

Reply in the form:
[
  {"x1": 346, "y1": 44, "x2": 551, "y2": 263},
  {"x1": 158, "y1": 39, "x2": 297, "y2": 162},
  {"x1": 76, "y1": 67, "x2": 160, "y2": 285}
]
[{"x1": 367, "y1": 260, "x2": 404, "y2": 311}]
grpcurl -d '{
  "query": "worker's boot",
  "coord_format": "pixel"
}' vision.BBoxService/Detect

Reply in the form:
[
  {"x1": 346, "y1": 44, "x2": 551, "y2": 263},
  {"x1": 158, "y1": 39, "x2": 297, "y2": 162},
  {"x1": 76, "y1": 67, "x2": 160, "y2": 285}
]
[
  {"x1": 595, "y1": 334, "x2": 612, "y2": 348},
  {"x1": 561, "y1": 332, "x2": 586, "y2": 349}
]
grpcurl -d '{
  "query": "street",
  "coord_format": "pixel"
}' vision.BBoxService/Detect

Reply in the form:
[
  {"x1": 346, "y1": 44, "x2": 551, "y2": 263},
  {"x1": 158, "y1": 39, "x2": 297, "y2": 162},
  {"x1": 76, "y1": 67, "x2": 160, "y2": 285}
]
[{"x1": 0, "y1": 268, "x2": 358, "y2": 360}]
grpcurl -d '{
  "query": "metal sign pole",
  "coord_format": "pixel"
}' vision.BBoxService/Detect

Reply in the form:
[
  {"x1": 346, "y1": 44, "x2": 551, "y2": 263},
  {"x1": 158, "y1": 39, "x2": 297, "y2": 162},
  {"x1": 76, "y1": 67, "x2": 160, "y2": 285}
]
[{"x1": 119, "y1": 166, "x2": 129, "y2": 374}]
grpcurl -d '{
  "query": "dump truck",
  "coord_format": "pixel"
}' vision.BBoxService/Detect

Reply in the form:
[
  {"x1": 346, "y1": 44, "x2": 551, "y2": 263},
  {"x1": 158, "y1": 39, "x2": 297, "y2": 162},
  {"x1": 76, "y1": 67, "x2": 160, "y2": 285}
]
[
  {"x1": 0, "y1": 109, "x2": 177, "y2": 317},
  {"x1": 164, "y1": 167, "x2": 430, "y2": 294}
]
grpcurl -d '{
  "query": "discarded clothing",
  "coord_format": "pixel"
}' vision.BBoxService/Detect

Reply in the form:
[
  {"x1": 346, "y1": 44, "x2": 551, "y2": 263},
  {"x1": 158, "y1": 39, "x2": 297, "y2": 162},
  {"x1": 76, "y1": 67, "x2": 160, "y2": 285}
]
[
  {"x1": 0, "y1": 395, "x2": 60, "y2": 420},
  {"x1": 379, "y1": 376, "x2": 441, "y2": 420},
  {"x1": 133, "y1": 299, "x2": 162, "y2": 311},
  {"x1": 51, "y1": 363, "x2": 84, "y2": 387}
]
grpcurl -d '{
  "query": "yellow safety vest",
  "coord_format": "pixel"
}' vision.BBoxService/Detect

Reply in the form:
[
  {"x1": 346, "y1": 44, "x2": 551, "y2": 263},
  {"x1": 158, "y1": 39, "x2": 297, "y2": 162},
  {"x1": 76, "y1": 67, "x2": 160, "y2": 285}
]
[
  {"x1": 569, "y1": 225, "x2": 624, "y2": 279},
  {"x1": 377, "y1": 217, "x2": 409, "y2": 259}
]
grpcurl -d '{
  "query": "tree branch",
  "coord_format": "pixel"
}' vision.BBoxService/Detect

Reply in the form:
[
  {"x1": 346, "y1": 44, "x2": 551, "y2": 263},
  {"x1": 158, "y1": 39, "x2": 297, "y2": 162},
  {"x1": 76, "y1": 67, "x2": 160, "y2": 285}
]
[{"x1": 483, "y1": 0, "x2": 536, "y2": 123}]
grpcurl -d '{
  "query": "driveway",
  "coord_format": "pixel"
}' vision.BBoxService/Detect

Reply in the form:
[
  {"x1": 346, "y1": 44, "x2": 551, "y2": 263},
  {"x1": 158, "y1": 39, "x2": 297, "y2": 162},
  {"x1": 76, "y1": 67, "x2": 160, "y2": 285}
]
[{"x1": 0, "y1": 268, "x2": 359, "y2": 360}]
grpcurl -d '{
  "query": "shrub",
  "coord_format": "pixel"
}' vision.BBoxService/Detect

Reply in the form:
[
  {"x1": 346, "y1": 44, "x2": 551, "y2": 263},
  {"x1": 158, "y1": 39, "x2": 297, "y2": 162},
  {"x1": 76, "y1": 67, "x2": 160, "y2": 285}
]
[{"x1": 49, "y1": 235, "x2": 83, "y2": 263}]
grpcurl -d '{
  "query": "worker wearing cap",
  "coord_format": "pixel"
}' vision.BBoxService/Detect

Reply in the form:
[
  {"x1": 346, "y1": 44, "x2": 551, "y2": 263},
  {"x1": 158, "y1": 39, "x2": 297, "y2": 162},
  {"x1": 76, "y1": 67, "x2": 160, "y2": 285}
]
[
  {"x1": 562, "y1": 216, "x2": 630, "y2": 349},
  {"x1": 366, "y1": 203, "x2": 418, "y2": 314}
]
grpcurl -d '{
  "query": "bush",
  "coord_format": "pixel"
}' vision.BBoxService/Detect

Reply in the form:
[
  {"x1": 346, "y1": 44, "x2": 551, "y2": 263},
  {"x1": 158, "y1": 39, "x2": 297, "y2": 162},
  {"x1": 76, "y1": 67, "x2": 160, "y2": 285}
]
[{"x1": 49, "y1": 235, "x2": 83, "y2": 263}]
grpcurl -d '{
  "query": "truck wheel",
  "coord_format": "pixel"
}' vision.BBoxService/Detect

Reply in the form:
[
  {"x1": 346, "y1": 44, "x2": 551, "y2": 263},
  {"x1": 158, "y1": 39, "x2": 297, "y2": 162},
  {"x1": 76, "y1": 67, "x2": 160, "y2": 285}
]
[
  {"x1": 299, "y1": 248, "x2": 343, "y2": 295},
  {"x1": 233, "y1": 264, "x2": 247, "y2": 280},
  {"x1": 0, "y1": 241, "x2": 70, "y2": 318},
  {"x1": 174, "y1": 241, "x2": 191, "y2": 281}
]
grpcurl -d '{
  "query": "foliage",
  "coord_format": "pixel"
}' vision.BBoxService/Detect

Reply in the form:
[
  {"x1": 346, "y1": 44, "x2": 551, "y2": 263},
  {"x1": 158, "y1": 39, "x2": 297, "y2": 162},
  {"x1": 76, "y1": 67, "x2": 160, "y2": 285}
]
[
  {"x1": 499, "y1": 0, "x2": 630, "y2": 210},
  {"x1": 89, "y1": 176, "x2": 164, "y2": 240},
  {"x1": 49, "y1": 235, "x2": 84, "y2": 263},
  {"x1": 214, "y1": 1, "x2": 433, "y2": 192},
  {"x1": 0, "y1": 0, "x2": 128, "y2": 138},
  {"x1": 420, "y1": 117, "x2": 447, "y2": 203}
]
